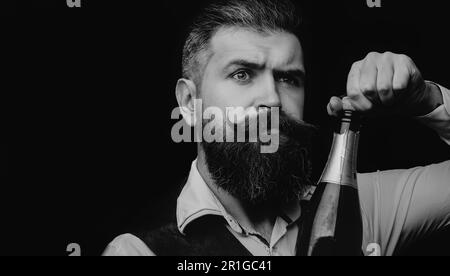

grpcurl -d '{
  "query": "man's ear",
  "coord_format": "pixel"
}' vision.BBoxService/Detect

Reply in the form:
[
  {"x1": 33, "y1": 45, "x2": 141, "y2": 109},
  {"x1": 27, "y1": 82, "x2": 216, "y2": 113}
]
[{"x1": 175, "y1": 78, "x2": 198, "y2": 127}]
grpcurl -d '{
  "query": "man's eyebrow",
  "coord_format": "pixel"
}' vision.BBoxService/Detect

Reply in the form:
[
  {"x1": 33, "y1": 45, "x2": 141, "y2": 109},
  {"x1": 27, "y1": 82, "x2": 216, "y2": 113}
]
[
  {"x1": 222, "y1": 59, "x2": 306, "y2": 80},
  {"x1": 275, "y1": 68, "x2": 306, "y2": 81},
  {"x1": 223, "y1": 59, "x2": 265, "y2": 71}
]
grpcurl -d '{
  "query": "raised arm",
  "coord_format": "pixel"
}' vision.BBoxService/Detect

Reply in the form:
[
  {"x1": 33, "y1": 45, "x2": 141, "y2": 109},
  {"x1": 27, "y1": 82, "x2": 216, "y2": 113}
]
[
  {"x1": 328, "y1": 52, "x2": 450, "y2": 147},
  {"x1": 332, "y1": 52, "x2": 450, "y2": 255}
]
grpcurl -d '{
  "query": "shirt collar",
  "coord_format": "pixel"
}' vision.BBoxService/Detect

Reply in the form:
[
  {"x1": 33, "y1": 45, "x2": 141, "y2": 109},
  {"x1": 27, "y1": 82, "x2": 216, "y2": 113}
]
[{"x1": 176, "y1": 159, "x2": 302, "y2": 235}]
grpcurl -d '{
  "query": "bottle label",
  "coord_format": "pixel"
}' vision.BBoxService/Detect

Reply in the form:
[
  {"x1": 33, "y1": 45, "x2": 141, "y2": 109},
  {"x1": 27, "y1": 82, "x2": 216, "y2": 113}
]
[{"x1": 319, "y1": 130, "x2": 359, "y2": 189}]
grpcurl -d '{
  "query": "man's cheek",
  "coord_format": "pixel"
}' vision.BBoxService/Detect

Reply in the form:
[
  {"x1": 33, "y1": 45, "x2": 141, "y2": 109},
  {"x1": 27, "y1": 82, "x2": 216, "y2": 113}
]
[
  {"x1": 208, "y1": 83, "x2": 253, "y2": 107},
  {"x1": 202, "y1": 110, "x2": 225, "y2": 143},
  {"x1": 281, "y1": 92, "x2": 305, "y2": 120}
]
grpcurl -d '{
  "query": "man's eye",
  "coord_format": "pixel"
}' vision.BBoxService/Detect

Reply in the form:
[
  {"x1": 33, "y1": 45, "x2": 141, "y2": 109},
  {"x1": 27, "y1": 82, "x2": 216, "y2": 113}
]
[
  {"x1": 278, "y1": 76, "x2": 298, "y2": 86},
  {"x1": 232, "y1": 70, "x2": 251, "y2": 82}
]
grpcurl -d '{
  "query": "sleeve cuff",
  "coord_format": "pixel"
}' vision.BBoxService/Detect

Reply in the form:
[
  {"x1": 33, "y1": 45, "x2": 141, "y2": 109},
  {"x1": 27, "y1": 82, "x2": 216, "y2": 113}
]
[{"x1": 416, "y1": 82, "x2": 450, "y2": 145}]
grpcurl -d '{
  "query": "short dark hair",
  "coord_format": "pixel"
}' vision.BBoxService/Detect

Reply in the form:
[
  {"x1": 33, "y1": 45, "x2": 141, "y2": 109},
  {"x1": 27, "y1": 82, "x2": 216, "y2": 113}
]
[{"x1": 182, "y1": 0, "x2": 301, "y2": 83}]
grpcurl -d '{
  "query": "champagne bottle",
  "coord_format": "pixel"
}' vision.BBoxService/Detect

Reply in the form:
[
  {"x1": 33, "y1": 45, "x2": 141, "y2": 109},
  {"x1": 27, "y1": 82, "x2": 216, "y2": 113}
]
[{"x1": 305, "y1": 110, "x2": 363, "y2": 256}]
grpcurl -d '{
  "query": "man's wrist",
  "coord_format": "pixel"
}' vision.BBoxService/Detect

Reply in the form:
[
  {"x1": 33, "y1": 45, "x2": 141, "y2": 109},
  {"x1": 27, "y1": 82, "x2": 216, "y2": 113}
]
[{"x1": 411, "y1": 81, "x2": 444, "y2": 117}]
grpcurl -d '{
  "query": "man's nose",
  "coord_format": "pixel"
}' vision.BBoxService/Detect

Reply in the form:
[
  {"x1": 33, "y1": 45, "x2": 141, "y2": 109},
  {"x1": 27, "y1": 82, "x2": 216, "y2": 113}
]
[{"x1": 255, "y1": 77, "x2": 281, "y2": 108}]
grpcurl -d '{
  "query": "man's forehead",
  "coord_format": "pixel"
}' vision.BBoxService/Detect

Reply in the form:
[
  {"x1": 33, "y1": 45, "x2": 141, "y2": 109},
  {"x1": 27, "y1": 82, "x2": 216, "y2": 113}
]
[{"x1": 209, "y1": 27, "x2": 304, "y2": 69}]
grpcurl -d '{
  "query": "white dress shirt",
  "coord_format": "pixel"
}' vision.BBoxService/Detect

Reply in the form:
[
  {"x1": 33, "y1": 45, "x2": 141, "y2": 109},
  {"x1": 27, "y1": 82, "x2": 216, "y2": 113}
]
[{"x1": 103, "y1": 83, "x2": 450, "y2": 256}]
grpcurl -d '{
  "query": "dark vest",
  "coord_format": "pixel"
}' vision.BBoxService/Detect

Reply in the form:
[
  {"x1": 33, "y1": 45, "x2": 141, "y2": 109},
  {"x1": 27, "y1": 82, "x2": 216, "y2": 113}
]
[
  {"x1": 135, "y1": 215, "x2": 251, "y2": 256},
  {"x1": 135, "y1": 209, "x2": 310, "y2": 256}
]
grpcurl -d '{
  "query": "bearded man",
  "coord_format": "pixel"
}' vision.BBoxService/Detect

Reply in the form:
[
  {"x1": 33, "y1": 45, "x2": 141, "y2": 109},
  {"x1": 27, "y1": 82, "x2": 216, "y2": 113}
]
[{"x1": 103, "y1": 0, "x2": 450, "y2": 256}]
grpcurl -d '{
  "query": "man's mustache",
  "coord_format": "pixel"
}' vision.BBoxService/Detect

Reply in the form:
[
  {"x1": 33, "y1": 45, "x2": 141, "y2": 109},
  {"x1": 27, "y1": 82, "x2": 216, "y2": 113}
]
[{"x1": 224, "y1": 108, "x2": 317, "y2": 142}]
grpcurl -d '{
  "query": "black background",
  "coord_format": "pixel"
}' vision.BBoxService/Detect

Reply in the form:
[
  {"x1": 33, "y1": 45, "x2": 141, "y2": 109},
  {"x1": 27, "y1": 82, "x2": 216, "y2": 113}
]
[
  {"x1": 4, "y1": 0, "x2": 450, "y2": 255},
  {"x1": 0, "y1": 145, "x2": 6, "y2": 176}
]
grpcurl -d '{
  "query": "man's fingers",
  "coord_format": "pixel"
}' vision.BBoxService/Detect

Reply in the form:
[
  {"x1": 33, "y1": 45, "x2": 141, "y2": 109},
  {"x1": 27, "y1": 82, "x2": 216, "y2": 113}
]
[
  {"x1": 327, "y1": 96, "x2": 343, "y2": 116},
  {"x1": 376, "y1": 61, "x2": 395, "y2": 105},
  {"x1": 392, "y1": 57, "x2": 410, "y2": 91},
  {"x1": 345, "y1": 60, "x2": 375, "y2": 112},
  {"x1": 359, "y1": 57, "x2": 380, "y2": 104},
  {"x1": 343, "y1": 52, "x2": 425, "y2": 115},
  {"x1": 347, "y1": 61, "x2": 362, "y2": 96},
  {"x1": 344, "y1": 95, "x2": 373, "y2": 112},
  {"x1": 327, "y1": 95, "x2": 374, "y2": 117}
]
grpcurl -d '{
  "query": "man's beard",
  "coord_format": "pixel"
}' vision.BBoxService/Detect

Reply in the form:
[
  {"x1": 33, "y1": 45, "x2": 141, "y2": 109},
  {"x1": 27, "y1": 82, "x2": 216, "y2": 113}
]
[{"x1": 201, "y1": 110, "x2": 315, "y2": 208}]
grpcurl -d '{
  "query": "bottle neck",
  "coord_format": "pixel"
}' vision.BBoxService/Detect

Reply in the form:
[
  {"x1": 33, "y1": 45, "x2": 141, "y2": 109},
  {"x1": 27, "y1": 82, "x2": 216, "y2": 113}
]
[
  {"x1": 319, "y1": 111, "x2": 361, "y2": 189},
  {"x1": 338, "y1": 110, "x2": 361, "y2": 133}
]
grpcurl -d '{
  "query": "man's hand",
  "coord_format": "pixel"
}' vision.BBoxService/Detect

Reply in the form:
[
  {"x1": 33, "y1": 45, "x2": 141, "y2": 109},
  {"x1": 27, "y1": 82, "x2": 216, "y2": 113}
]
[{"x1": 328, "y1": 52, "x2": 443, "y2": 117}]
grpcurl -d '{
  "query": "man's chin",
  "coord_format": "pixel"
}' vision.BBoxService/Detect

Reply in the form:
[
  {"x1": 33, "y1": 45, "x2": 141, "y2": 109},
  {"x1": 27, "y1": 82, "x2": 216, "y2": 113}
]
[{"x1": 202, "y1": 139, "x2": 308, "y2": 208}]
